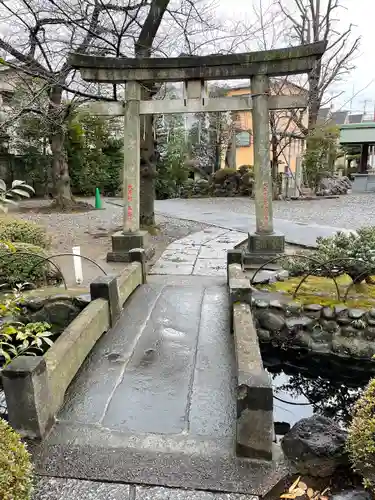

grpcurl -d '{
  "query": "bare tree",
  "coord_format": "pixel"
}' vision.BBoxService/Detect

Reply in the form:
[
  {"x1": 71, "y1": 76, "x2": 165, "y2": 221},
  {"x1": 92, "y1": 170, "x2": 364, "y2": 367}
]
[
  {"x1": 278, "y1": 0, "x2": 360, "y2": 131},
  {"x1": 268, "y1": 78, "x2": 307, "y2": 197},
  {"x1": 0, "y1": 0, "x2": 269, "y2": 221},
  {"x1": 251, "y1": 1, "x2": 306, "y2": 197},
  {"x1": 0, "y1": 0, "x2": 177, "y2": 210}
]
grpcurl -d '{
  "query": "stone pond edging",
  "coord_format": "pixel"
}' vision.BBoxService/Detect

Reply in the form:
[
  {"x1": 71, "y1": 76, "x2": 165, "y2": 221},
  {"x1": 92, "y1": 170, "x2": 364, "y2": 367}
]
[
  {"x1": 2, "y1": 250, "x2": 146, "y2": 440},
  {"x1": 252, "y1": 298, "x2": 375, "y2": 363},
  {"x1": 227, "y1": 251, "x2": 274, "y2": 461}
]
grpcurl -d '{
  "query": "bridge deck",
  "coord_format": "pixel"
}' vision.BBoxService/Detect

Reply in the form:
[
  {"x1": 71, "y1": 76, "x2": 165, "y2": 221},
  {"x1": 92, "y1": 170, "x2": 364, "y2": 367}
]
[{"x1": 32, "y1": 276, "x2": 286, "y2": 495}]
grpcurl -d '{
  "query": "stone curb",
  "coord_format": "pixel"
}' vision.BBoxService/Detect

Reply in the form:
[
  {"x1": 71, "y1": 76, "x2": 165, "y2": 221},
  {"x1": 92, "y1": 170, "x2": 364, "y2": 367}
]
[
  {"x1": 2, "y1": 261, "x2": 144, "y2": 440},
  {"x1": 227, "y1": 258, "x2": 273, "y2": 461}
]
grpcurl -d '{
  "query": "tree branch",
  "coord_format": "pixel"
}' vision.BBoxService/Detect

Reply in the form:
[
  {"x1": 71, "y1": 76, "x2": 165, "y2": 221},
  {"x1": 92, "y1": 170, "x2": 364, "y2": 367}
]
[{"x1": 135, "y1": 0, "x2": 170, "y2": 57}]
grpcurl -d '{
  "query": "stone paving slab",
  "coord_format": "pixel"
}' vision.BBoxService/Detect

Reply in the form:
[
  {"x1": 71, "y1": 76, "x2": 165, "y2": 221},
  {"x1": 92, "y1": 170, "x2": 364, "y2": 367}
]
[
  {"x1": 101, "y1": 285, "x2": 206, "y2": 434},
  {"x1": 175, "y1": 228, "x2": 229, "y2": 245},
  {"x1": 136, "y1": 485, "x2": 258, "y2": 500},
  {"x1": 193, "y1": 258, "x2": 227, "y2": 277},
  {"x1": 33, "y1": 478, "x2": 259, "y2": 499},
  {"x1": 59, "y1": 282, "x2": 233, "y2": 437},
  {"x1": 150, "y1": 262, "x2": 194, "y2": 275},
  {"x1": 198, "y1": 246, "x2": 230, "y2": 259},
  {"x1": 162, "y1": 250, "x2": 199, "y2": 263},
  {"x1": 150, "y1": 230, "x2": 245, "y2": 277},
  {"x1": 213, "y1": 231, "x2": 247, "y2": 245},
  {"x1": 32, "y1": 440, "x2": 286, "y2": 495},
  {"x1": 34, "y1": 477, "x2": 131, "y2": 499}
]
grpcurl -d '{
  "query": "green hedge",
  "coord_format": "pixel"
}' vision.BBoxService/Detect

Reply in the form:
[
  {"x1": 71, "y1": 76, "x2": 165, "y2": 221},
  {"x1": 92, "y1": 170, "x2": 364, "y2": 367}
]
[
  {"x1": 0, "y1": 418, "x2": 33, "y2": 499},
  {"x1": 0, "y1": 218, "x2": 50, "y2": 249},
  {"x1": 348, "y1": 378, "x2": 375, "y2": 488},
  {"x1": 0, "y1": 242, "x2": 58, "y2": 287}
]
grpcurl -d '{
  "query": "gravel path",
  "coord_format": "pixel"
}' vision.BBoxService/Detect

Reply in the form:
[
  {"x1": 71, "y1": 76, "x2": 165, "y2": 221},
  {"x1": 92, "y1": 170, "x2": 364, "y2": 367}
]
[
  {"x1": 9, "y1": 198, "x2": 212, "y2": 286},
  {"x1": 156, "y1": 193, "x2": 375, "y2": 230}
]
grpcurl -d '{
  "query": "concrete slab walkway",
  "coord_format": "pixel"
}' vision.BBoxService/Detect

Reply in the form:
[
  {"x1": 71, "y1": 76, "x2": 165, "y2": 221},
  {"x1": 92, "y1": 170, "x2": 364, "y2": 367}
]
[{"x1": 32, "y1": 276, "x2": 286, "y2": 497}]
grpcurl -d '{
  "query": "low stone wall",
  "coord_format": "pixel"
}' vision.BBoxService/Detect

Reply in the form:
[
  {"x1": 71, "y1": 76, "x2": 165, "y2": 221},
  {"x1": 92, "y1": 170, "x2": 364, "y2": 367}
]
[
  {"x1": 227, "y1": 252, "x2": 273, "y2": 461},
  {"x1": 2, "y1": 255, "x2": 146, "y2": 440},
  {"x1": 252, "y1": 298, "x2": 375, "y2": 362}
]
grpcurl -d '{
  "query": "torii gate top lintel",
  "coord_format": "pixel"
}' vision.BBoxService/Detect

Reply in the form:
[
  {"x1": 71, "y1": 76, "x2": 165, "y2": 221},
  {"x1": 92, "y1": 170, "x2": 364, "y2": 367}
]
[{"x1": 69, "y1": 41, "x2": 326, "y2": 83}]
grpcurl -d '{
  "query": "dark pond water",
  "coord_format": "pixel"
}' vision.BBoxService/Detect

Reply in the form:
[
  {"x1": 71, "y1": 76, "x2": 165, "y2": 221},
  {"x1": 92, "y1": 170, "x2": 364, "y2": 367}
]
[
  {"x1": 0, "y1": 391, "x2": 7, "y2": 421},
  {"x1": 260, "y1": 345, "x2": 373, "y2": 441}
]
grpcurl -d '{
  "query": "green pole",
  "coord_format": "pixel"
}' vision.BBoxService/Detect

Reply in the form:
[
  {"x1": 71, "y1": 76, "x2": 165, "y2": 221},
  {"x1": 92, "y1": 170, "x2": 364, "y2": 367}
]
[{"x1": 95, "y1": 187, "x2": 102, "y2": 209}]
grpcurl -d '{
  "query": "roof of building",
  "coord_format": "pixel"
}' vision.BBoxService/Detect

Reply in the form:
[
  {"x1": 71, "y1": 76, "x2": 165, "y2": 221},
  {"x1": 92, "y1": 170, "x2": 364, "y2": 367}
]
[
  {"x1": 331, "y1": 110, "x2": 349, "y2": 125},
  {"x1": 341, "y1": 122, "x2": 375, "y2": 129},
  {"x1": 348, "y1": 114, "x2": 363, "y2": 124},
  {"x1": 317, "y1": 109, "x2": 364, "y2": 127}
]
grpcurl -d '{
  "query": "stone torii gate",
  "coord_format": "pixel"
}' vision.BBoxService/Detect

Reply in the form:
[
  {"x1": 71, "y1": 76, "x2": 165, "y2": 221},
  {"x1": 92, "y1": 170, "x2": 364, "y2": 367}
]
[{"x1": 70, "y1": 43, "x2": 326, "y2": 263}]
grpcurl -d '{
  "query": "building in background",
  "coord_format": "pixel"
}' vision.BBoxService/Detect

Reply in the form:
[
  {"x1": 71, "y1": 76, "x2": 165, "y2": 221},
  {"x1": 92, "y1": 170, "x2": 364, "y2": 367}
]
[
  {"x1": 317, "y1": 107, "x2": 365, "y2": 126},
  {"x1": 225, "y1": 80, "x2": 308, "y2": 173}
]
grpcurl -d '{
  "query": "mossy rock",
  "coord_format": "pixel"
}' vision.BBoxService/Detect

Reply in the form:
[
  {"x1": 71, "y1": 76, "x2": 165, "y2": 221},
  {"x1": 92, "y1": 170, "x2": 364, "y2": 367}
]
[
  {"x1": 238, "y1": 164, "x2": 253, "y2": 175},
  {"x1": 212, "y1": 168, "x2": 237, "y2": 184},
  {"x1": 0, "y1": 418, "x2": 33, "y2": 499},
  {"x1": 262, "y1": 275, "x2": 375, "y2": 309},
  {"x1": 347, "y1": 378, "x2": 375, "y2": 488}
]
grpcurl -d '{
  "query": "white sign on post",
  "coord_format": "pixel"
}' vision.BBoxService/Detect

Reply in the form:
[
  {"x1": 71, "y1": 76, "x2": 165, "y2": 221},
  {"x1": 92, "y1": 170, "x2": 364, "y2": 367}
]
[{"x1": 72, "y1": 246, "x2": 83, "y2": 285}]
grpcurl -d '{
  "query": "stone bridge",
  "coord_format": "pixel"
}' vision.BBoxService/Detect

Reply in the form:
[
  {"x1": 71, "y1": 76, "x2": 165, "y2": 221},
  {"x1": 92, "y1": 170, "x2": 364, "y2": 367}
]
[{"x1": 3, "y1": 254, "x2": 285, "y2": 499}]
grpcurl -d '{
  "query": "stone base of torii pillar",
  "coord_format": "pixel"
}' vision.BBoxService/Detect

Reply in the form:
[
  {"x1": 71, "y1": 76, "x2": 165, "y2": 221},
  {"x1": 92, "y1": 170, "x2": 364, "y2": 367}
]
[
  {"x1": 243, "y1": 231, "x2": 285, "y2": 267},
  {"x1": 107, "y1": 230, "x2": 154, "y2": 263}
]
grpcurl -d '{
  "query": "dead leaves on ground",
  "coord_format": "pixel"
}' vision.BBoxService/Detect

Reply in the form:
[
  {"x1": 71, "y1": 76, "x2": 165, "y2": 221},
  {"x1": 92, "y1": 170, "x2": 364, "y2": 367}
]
[{"x1": 280, "y1": 477, "x2": 330, "y2": 499}]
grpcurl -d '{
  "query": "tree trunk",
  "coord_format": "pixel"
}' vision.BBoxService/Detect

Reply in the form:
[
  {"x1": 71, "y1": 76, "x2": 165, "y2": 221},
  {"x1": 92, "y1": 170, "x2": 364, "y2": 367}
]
[
  {"x1": 308, "y1": 61, "x2": 322, "y2": 131},
  {"x1": 270, "y1": 113, "x2": 280, "y2": 199},
  {"x1": 139, "y1": 88, "x2": 157, "y2": 227},
  {"x1": 225, "y1": 127, "x2": 236, "y2": 169},
  {"x1": 48, "y1": 85, "x2": 74, "y2": 209},
  {"x1": 135, "y1": 0, "x2": 170, "y2": 227},
  {"x1": 50, "y1": 132, "x2": 73, "y2": 208}
]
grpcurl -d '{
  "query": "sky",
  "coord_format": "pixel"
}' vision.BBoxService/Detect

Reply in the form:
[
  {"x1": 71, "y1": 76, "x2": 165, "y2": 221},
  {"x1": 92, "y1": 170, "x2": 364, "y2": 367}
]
[{"x1": 217, "y1": 0, "x2": 374, "y2": 115}]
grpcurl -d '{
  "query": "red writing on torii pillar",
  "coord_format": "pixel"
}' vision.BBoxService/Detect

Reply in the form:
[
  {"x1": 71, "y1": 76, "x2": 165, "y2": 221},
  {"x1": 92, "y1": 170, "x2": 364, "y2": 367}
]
[
  {"x1": 128, "y1": 184, "x2": 133, "y2": 201},
  {"x1": 127, "y1": 184, "x2": 133, "y2": 221}
]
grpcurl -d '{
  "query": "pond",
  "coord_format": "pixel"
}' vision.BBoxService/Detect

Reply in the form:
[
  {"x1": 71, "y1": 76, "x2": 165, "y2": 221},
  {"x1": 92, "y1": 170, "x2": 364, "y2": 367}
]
[
  {"x1": 0, "y1": 391, "x2": 7, "y2": 421},
  {"x1": 261, "y1": 345, "x2": 372, "y2": 442}
]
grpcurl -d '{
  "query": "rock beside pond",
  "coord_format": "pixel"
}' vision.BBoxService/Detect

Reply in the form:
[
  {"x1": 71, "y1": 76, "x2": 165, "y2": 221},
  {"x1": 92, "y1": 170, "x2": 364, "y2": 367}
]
[
  {"x1": 331, "y1": 490, "x2": 372, "y2": 500},
  {"x1": 281, "y1": 415, "x2": 348, "y2": 477},
  {"x1": 18, "y1": 293, "x2": 91, "y2": 333}
]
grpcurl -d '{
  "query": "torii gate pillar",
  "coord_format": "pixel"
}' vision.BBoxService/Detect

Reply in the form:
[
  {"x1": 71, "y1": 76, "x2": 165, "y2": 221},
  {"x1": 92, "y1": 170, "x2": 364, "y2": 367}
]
[
  {"x1": 107, "y1": 81, "x2": 152, "y2": 262},
  {"x1": 246, "y1": 74, "x2": 284, "y2": 265}
]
